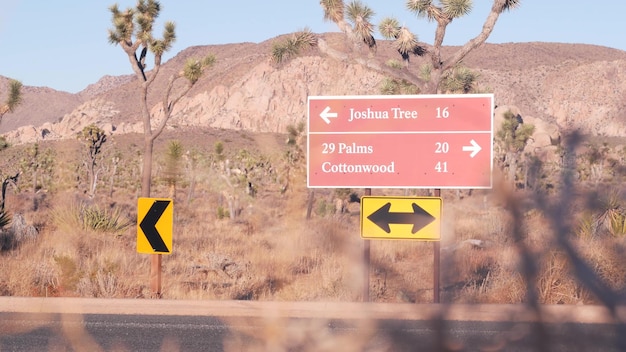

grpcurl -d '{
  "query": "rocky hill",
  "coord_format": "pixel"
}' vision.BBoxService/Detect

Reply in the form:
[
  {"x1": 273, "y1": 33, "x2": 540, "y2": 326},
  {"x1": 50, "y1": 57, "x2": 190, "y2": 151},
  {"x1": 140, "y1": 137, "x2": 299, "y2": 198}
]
[
  {"x1": 0, "y1": 76, "x2": 83, "y2": 134},
  {"x1": 1, "y1": 33, "x2": 626, "y2": 144}
]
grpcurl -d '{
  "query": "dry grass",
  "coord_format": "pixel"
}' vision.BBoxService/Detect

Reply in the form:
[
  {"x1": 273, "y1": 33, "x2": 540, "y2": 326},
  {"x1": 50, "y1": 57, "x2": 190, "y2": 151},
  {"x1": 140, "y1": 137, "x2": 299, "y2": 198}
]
[
  {"x1": 2, "y1": 127, "x2": 626, "y2": 349},
  {"x1": 1, "y1": 128, "x2": 626, "y2": 307}
]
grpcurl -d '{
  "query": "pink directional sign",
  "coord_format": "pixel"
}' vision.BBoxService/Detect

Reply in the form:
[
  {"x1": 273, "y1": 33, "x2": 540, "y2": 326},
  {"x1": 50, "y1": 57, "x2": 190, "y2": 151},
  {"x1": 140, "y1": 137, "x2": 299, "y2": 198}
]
[{"x1": 307, "y1": 94, "x2": 494, "y2": 189}]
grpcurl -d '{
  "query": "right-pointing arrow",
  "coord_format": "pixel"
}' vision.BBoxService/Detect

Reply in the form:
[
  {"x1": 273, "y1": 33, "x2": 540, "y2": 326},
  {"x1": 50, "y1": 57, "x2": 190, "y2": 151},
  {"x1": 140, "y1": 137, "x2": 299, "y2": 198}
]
[
  {"x1": 462, "y1": 139, "x2": 482, "y2": 158},
  {"x1": 320, "y1": 106, "x2": 338, "y2": 124}
]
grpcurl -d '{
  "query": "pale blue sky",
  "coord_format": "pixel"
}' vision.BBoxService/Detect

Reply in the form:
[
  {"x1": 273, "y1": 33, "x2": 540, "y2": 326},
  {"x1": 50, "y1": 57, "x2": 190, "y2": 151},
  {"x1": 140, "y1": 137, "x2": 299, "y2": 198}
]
[{"x1": 1, "y1": 1, "x2": 624, "y2": 93}]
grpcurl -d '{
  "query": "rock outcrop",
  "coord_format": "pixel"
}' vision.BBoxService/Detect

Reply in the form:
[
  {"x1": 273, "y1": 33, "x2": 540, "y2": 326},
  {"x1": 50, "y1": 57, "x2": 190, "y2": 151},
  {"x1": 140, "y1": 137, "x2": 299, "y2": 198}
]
[{"x1": 2, "y1": 37, "x2": 626, "y2": 146}]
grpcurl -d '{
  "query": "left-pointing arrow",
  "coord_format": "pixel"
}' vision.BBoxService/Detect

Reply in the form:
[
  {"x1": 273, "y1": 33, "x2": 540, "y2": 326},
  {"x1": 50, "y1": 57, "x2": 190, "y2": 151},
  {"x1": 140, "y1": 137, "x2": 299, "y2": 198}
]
[
  {"x1": 139, "y1": 200, "x2": 171, "y2": 253},
  {"x1": 320, "y1": 106, "x2": 338, "y2": 124},
  {"x1": 367, "y1": 202, "x2": 436, "y2": 234}
]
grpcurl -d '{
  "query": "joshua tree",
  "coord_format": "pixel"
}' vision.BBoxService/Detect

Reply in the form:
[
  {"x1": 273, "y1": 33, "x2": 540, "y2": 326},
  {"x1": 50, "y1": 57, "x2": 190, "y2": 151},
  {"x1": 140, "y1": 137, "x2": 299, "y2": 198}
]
[
  {"x1": 319, "y1": 0, "x2": 521, "y2": 93},
  {"x1": 0, "y1": 79, "x2": 23, "y2": 125},
  {"x1": 496, "y1": 110, "x2": 535, "y2": 188},
  {"x1": 162, "y1": 139, "x2": 183, "y2": 199},
  {"x1": 107, "y1": 0, "x2": 215, "y2": 197},
  {"x1": 79, "y1": 124, "x2": 107, "y2": 198},
  {"x1": 19, "y1": 143, "x2": 55, "y2": 194}
]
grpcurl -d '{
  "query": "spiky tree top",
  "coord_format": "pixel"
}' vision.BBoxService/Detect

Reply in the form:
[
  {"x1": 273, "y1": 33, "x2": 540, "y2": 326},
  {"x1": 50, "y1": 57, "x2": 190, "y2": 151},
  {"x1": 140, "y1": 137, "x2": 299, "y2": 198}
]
[
  {"x1": 321, "y1": 0, "x2": 377, "y2": 51},
  {"x1": 0, "y1": 80, "x2": 23, "y2": 122},
  {"x1": 321, "y1": 0, "x2": 522, "y2": 93},
  {"x1": 108, "y1": 0, "x2": 175, "y2": 82}
]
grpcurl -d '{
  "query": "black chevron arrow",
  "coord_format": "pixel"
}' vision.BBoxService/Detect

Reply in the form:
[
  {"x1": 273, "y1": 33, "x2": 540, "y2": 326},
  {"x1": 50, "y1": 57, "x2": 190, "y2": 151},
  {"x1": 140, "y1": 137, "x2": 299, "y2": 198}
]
[
  {"x1": 367, "y1": 202, "x2": 435, "y2": 234},
  {"x1": 139, "y1": 200, "x2": 171, "y2": 253}
]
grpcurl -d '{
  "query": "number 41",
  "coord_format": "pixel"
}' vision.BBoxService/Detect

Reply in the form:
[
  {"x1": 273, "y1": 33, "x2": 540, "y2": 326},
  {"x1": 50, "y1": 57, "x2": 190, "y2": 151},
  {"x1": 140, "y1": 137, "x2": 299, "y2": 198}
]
[{"x1": 435, "y1": 161, "x2": 448, "y2": 173}]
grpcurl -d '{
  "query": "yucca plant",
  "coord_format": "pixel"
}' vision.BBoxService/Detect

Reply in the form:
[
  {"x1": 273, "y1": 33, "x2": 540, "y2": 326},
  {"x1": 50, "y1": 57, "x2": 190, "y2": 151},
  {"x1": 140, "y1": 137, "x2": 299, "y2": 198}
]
[
  {"x1": 380, "y1": 77, "x2": 418, "y2": 95},
  {"x1": 163, "y1": 139, "x2": 184, "y2": 198},
  {"x1": 575, "y1": 211, "x2": 599, "y2": 239},
  {"x1": 380, "y1": 17, "x2": 421, "y2": 65},
  {"x1": 440, "y1": 64, "x2": 480, "y2": 93},
  {"x1": 271, "y1": 28, "x2": 317, "y2": 64},
  {"x1": 380, "y1": 78, "x2": 399, "y2": 95},
  {"x1": 607, "y1": 210, "x2": 626, "y2": 237},
  {"x1": 385, "y1": 59, "x2": 404, "y2": 69},
  {"x1": 80, "y1": 203, "x2": 131, "y2": 235},
  {"x1": 419, "y1": 63, "x2": 432, "y2": 81},
  {"x1": 346, "y1": 1, "x2": 376, "y2": 50},
  {"x1": 183, "y1": 55, "x2": 216, "y2": 84},
  {"x1": 0, "y1": 79, "x2": 22, "y2": 123},
  {"x1": 598, "y1": 192, "x2": 626, "y2": 237}
]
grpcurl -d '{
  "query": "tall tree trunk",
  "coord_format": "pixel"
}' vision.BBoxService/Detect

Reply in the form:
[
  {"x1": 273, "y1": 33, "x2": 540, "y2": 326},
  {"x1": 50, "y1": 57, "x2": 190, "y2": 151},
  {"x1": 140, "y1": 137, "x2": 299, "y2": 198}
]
[
  {"x1": 90, "y1": 171, "x2": 99, "y2": 198},
  {"x1": 306, "y1": 190, "x2": 315, "y2": 220},
  {"x1": 186, "y1": 177, "x2": 195, "y2": 205},
  {"x1": 507, "y1": 151, "x2": 517, "y2": 189},
  {"x1": 142, "y1": 137, "x2": 154, "y2": 198},
  {"x1": 140, "y1": 79, "x2": 153, "y2": 198},
  {"x1": 109, "y1": 162, "x2": 118, "y2": 198},
  {"x1": 32, "y1": 169, "x2": 38, "y2": 193}
]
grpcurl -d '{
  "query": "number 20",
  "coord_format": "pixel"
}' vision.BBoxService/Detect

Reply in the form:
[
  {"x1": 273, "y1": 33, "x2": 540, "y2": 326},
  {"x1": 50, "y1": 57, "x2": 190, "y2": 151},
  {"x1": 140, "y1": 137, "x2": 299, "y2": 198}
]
[{"x1": 435, "y1": 142, "x2": 449, "y2": 153}]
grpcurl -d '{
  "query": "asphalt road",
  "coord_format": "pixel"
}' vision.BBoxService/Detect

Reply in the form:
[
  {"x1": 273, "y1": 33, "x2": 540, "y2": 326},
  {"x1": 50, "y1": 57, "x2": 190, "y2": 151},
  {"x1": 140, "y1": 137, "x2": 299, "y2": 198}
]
[{"x1": 1, "y1": 298, "x2": 626, "y2": 351}]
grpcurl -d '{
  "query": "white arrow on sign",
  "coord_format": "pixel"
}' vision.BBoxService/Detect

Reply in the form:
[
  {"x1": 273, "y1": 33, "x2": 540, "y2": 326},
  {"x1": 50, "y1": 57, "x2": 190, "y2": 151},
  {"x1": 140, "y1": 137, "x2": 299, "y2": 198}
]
[
  {"x1": 462, "y1": 139, "x2": 482, "y2": 158},
  {"x1": 320, "y1": 106, "x2": 338, "y2": 124}
]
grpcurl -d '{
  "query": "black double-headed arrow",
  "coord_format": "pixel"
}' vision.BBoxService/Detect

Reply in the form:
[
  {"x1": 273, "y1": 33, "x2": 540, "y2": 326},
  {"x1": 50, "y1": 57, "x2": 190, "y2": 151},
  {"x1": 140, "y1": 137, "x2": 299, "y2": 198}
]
[
  {"x1": 139, "y1": 200, "x2": 171, "y2": 253},
  {"x1": 367, "y1": 202, "x2": 435, "y2": 234}
]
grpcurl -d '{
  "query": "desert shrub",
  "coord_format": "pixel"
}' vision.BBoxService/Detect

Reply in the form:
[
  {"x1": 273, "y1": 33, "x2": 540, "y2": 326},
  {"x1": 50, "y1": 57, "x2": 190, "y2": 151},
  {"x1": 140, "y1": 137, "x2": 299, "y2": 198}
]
[
  {"x1": 537, "y1": 250, "x2": 579, "y2": 304},
  {"x1": 0, "y1": 213, "x2": 38, "y2": 252},
  {"x1": 607, "y1": 211, "x2": 626, "y2": 237},
  {"x1": 0, "y1": 136, "x2": 9, "y2": 151},
  {"x1": 581, "y1": 239, "x2": 626, "y2": 296},
  {"x1": 81, "y1": 204, "x2": 130, "y2": 233},
  {"x1": 314, "y1": 199, "x2": 338, "y2": 217},
  {"x1": 574, "y1": 189, "x2": 626, "y2": 238},
  {"x1": 385, "y1": 59, "x2": 404, "y2": 69},
  {"x1": 0, "y1": 229, "x2": 17, "y2": 252},
  {"x1": 54, "y1": 254, "x2": 81, "y2": 293},
  {"x1": 77, "y1": 270, "x2": 119, "y2": 298},
  {"x1": 216, "y1": 205, "x2": 230, "y2": 219},
  {"x1": 52, "y1": 202, "x2": 131, "y2": 235},
  {"x1": 576, "y1": 211, "x2": 600, "y2": 239},
  {"x1": 601, "y1": 192, "x2": 626, "y2": 236},
  {"x1": 380, "y1": 77, "x2": 418, "y2": 95},
  {"x1": 32, "y1": 261, "x2": 59, "y2": 297}
]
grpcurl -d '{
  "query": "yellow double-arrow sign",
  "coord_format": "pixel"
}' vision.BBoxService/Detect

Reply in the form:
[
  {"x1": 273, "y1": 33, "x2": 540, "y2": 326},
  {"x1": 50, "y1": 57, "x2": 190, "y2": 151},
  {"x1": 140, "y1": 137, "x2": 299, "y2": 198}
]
[{"x1": 361, "y1": 196, "x2": 442, "y2": 240}]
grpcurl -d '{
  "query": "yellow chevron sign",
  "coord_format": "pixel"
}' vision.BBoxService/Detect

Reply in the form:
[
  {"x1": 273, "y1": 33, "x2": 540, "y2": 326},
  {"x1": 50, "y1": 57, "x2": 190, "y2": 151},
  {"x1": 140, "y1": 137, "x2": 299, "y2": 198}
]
[{"x1": 137, "y1": 197, "x2": 173, "y2": 254}]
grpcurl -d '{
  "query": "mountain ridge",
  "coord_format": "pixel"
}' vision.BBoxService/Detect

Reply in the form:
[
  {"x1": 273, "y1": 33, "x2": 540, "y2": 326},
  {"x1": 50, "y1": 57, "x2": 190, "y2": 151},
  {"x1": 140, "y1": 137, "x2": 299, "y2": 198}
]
[{"x1": 1, "y1": 33, "x2": 625, "y2": 142}]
